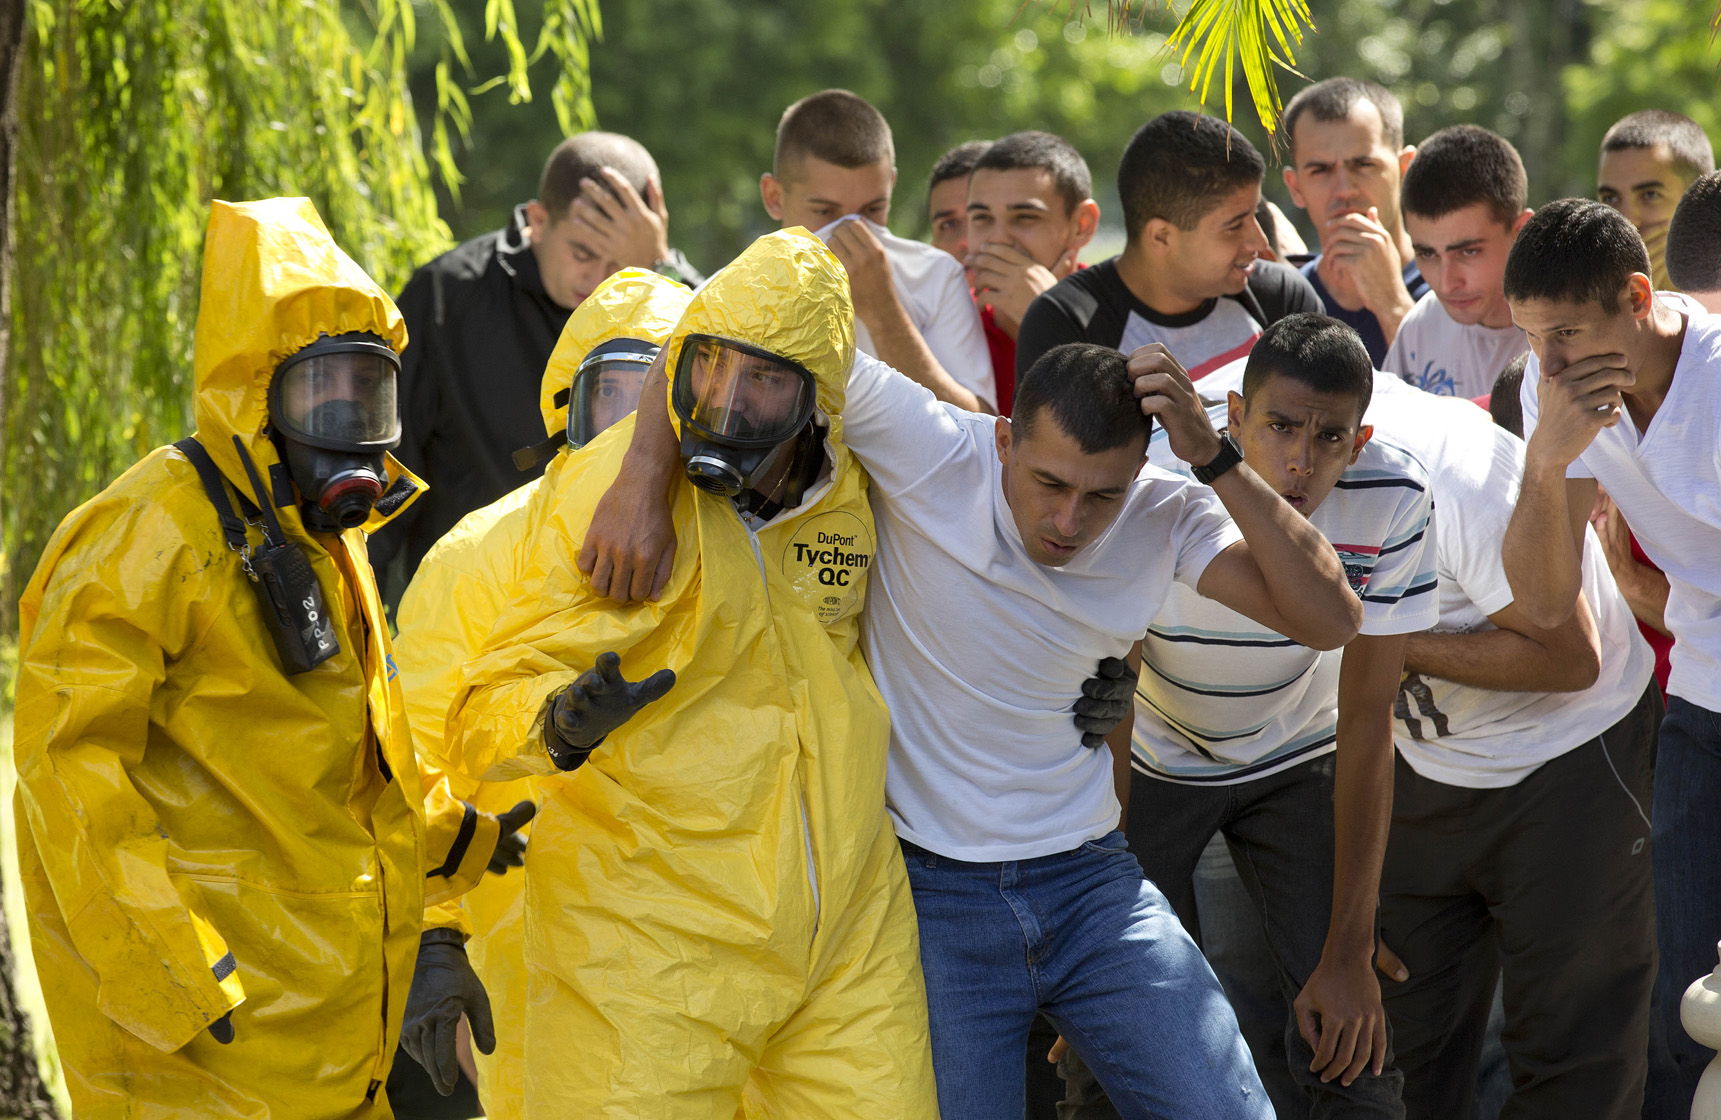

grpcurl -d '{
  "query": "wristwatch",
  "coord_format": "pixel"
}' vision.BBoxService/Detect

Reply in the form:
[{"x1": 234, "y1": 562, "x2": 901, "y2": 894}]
[
  {"x1": 1192, "y1": 431, "x2": 1243, "y2": 486},
  {"x1": 651, "y1": 256, "x2": 689, "y2": 287}
]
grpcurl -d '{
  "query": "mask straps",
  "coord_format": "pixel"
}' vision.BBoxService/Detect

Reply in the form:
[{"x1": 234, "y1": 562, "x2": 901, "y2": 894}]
[{"x1": 231, "y1": 435, "x2": 291, "y2": 549}]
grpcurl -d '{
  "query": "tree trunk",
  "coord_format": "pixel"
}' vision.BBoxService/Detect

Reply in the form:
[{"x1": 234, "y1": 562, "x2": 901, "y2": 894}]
[
  {"x1": 0, "y1": 1, "x2": 58, "y2": 1112},
  {"x1": 0, "y1": 0, "x2": 23, "y2": 623}
]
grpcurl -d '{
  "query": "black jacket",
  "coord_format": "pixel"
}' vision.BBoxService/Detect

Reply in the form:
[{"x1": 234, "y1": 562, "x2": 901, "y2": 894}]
[{"x1": 368, "y1": 208, "x2": 572, "y2": 610}]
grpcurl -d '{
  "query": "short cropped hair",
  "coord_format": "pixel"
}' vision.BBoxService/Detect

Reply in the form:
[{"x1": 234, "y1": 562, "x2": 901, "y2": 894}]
[
  {"x1": 928, "y1": 140, "x2": 991, "y2": 193},
  {"x1": 1667, "y1": 170, "x2": 1721, "y2": 292},
  {"x1": 1014, "y1": 343, "x2": 1153, "y2": 454},
  {"x1": 1284, "y1": 78, "x2": 1405, "y2": 158},
  {"x1": 1489, "y1": 352, "x2": 1529, "y2": 439},
  {"x1": 1118, "y1": 111, "x2": 1264, "y2": 236},
  {"x1": 539, "y1": 132, "x2": 659, "y2": 219},
  {"x1": 1401, "y1": 125, "x2": 1527, "y2": 227},
  {"x1": 1601, "y1": 110, "x2": 1715, "y2": 183},
  {"x1": 775, "y1": 89, "x2": 895, "y2": 177},
  {"x1": 974, "y1": 131, "x2": 1093, "y2": 216},
  {"x1": 1504, "y1": 198, "x2": 1649, "y2": 315},
  {"x1": 1241, "y1": 313, "x2": 1373, "y2": 421}
]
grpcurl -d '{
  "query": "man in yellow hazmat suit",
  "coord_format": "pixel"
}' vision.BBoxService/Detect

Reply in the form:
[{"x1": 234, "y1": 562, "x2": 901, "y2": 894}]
[
  {"x1": 441, "y1": 229, "x2": 940, "y2": 1117},
  {"x1": 395, "y1": 266, "x2": 691, "y2": 1115},
  {"x1": 12, "y1": 197, "x2": 495, "y2": 1118}
]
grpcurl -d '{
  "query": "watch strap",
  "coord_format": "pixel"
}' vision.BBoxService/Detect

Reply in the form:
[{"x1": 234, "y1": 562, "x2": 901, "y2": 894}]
[{"x1": 1192, "y1": 432, "x2": 1243, "y2": 486}]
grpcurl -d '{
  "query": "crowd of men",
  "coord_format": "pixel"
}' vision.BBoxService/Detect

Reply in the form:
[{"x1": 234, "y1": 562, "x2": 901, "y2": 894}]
[{"x1": 10, "y1": 72, "x2": 1721, "y2": 1120}]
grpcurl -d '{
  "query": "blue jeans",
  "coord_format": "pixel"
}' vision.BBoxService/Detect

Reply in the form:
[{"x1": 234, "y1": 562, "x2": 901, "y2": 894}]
[
  {"x1": 900, "y1": 832, "x2": 1272, "y2": 1120},
  {"x1": 1645, "y1": 696, "x2": 1721, "y2": 1119}
]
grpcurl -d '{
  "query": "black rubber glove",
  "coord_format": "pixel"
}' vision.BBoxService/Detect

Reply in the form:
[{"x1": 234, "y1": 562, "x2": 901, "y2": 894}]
[
  {"x1": 543, "y1": 651, "x2": 676, "y2": 770},
  {"x1": 486, "y1": 799, "x2": 537, "y2": 874},
  {"x1": 401, "y1": 929, "x2": 495, "y2": 1096},
  {"x1": 1075, "y1": 656, "x2": 1137, "y2": 749}
]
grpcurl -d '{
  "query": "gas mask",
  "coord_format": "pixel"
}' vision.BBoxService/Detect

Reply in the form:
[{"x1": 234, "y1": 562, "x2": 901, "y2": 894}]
[
  {"x1": 671, "y1": 333, "x2": 817, "y2": 499},
  {"x1": 511, "y1": 337, "x2": 661, "y2": 473},
  {"x1": 569, "y1": 338, "x2": 657, "y2": 450},
  {"x1": 268, "y1": 333, "x2": 402, "y2": 532}
]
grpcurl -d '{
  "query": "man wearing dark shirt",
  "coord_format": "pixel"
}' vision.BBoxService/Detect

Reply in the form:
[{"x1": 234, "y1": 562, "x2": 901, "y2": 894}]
[
  {"x1": 1018, "y1": 111, "x2": 1319, "y2": 382},
  {"x1": 369, "y1": 132, "x2": 700, "y2": 607},
  {"x1": 1281, "y1": 78, "x2": 1427, "y2": 365}
]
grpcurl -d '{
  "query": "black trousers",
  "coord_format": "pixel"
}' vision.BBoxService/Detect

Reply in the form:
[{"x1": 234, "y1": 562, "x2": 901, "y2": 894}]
[{"x1": 1379, "y1": 684, "x2": 1660, "y2": 1120}]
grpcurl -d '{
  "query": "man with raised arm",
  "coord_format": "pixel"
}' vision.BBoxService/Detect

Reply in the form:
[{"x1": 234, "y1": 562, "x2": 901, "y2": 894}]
[
  {"x1": 1501, "y1": 198, "x2": 1721, "y2": 1119},
  {"x1": 582, "y1": 316, "x2": 1365, "y2": 1117}
]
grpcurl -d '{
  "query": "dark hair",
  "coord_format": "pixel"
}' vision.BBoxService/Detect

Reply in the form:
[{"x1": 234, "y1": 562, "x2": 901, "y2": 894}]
[
  {"x1": 775, "y1": 89, "x2": 894, "y2": 176},
  {"x1": 1401, "y1": 125, "x2": 1527, "y2": 227},
  {"x1": 539, "y1": 133, "x2": 659, "y2": 220},
  {"x1": 1241, "y1": 313, "x2": 1373, "y2": 420},
  {"x1": 1504, "y1": 198, "x2": 1649, "y2": 315},
  {"x1": 1601, "y1": 110, "x2": 1715, "y2": 183},
  {"x1": 1284, "y1": 78, "x2": 1405, "y2": 159},
  {"x1": 973, "y1": 131, "x2": 1093, "y2": 216},
  {"x1": 1489, "y1": 352, "x2": 1529, "y2": 438},
  {"x1": 1667, "y1": 170, "x2": 1721, "y2": 292},
  {"x1": 928, "y1": 140, "x2": 992, "y2": 193},
  {"x1": 1014, "y1": 343, "x2": 1152, "y2": 454},
  {"x1": 1118, "y1": 111, "x2": 1264, "y2": 236}
]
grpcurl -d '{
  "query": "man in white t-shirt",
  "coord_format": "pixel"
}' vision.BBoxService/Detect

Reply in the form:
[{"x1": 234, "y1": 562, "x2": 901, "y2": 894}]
[
  {"x1": 761, "y1": 89, "x2": 995, "y2": 411},
  {"x1": 841, "y1": 334, "x2": 1371, "y2": 1117},
  {"x1": 1383, "y1": 126, "x2": 1531, "y2": 400},
  {"x1": 1365, "y1": 374, "x2": 1660, "y2": 1118},
  {"x1": 583, "y1": 326, "x2": 1368, "y2": 1114},
  {"x1": 1502, "y1": 198, "x2": 1721, "y2": 1119},
  {"x1": 1065, "y1": 316, "x2": 1433, "y2": 1119}
]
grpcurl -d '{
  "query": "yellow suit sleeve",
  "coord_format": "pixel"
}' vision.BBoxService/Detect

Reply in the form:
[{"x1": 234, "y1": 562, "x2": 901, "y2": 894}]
[
  {"x1": 419, "y1": 766, "x2": 501, "y2": 907},
  {"x1": 13, "y1": 514, "x2": 245, "y2": 1053}
]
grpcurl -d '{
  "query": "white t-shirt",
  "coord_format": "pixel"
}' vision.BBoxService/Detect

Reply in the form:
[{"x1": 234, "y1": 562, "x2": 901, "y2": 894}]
[
  {"x1": 1518, "y1": 301, "x2": 1721, "y2": 711},
  {"x1": 1382, "y1": 291, "x2": 1527, "y2": 400},
  {"x1": 1133, "y1": 403, "x2": 1439, "y2": 784},
  {"x1": 1368, "y1": 374, "x2": 1654, "y2": 786},
  {"x1": 842, "y1": 353, "x2": 1242, "y2": 860},
  {"x1": 815, "y1": 216, "x2": 996, "y2": 410}
]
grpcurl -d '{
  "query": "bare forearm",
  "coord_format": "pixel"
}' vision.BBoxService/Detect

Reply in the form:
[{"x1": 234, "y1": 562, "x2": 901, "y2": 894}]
[
  {"x1": 1106, "y1": 712, "x2": 1135, "y2": 828},
  {"x1": 1328, "y1": 660, "x2": 1398, "y2": 960},
  {"x1": 624, "y1": 364, "x2": 680, "y2": 490},
  {"x1": 1372, "y1": 289, "x2": 1414, "y2": 348},
  {"x1": 1614, "y1": 562, "x2": 1671, "y2": 636},
  {"x1": 1504, "y1": 460, "x2": 1586, "y2": 629},
  {"x1": 1212, "y1": 464, "x2": 1361, "y2": 648},
  {"x1": 861, "y1": 303, "x2": 990, "y2": 413},
  {"x1": 1403, "y1": 627, "x2": 1595, "y2": 692}
]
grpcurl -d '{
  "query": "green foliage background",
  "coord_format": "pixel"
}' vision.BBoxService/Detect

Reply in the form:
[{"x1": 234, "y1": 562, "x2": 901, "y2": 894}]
[
  {"x1": 5, "y1": 0, "x2": 1721, "y2": 674},
  {"x1": 0, "y1": 0, "x2": 595, "y2": 659},
  {"x1": 430, "y1": 0, "x2": 1720, "y2": 263}
]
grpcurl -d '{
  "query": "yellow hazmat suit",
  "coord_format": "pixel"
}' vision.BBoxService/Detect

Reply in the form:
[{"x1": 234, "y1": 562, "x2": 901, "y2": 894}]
[
  {"x1": 398, "y1": 267, "x2": 692, "y2": 1119},
  {"x1": 442, "y1": 230, "x2": 939, "y2": 1117},
  {"x1": 13, "y1": 198, "x2": 436, "y2": 1118}
]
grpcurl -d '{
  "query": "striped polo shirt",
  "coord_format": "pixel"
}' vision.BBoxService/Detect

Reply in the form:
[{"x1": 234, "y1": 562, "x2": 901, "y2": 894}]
[{"x1": 1133, "y1": 401, "x2": 1439, "y2": 784}]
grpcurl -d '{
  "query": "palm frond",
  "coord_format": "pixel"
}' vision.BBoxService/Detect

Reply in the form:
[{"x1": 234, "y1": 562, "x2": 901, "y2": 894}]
[{"x1": 1152, "y1": 0, "x2": 1315, "y2": 135}]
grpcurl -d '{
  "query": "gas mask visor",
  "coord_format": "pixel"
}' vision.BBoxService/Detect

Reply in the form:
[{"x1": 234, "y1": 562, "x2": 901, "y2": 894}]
[
  {"x1": 671, "y1": 334, "x2": 817, "y2": 496},
  {"x1": 568, "y1": 337, "x2": 659, "y2": 449},
  {"x1": 270, "y1": 334, "x2": 401, "y2": 452},
  {"x1": 268, "y1": 333, "x2": 401, "y2": 530}
]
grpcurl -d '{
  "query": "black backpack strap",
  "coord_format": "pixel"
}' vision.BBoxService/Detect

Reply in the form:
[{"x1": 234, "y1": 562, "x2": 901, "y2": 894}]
[{"x1": 175, "y1": 438, "x2": 250, "y2": 553}]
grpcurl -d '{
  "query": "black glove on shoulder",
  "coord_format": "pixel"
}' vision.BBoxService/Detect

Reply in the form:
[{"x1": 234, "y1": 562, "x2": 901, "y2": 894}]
[
  {"x1": 543, "y1": 651, "x2": 676, "y2": 770},
  {"x1": 1074, "y1": 655, "x2": 1138, "y2": 749}
]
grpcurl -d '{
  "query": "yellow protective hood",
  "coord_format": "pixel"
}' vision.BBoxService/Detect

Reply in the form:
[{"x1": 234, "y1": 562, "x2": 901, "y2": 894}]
[
  {"x1": 191, "y1": 198, "x2": 407, "y2": 496},
  {"x1": 664, "y1": 228, "x2": 854, "y2": 446},
  {"x1": 536, "y1": 268, "x2": 691, "y2": 437}
]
